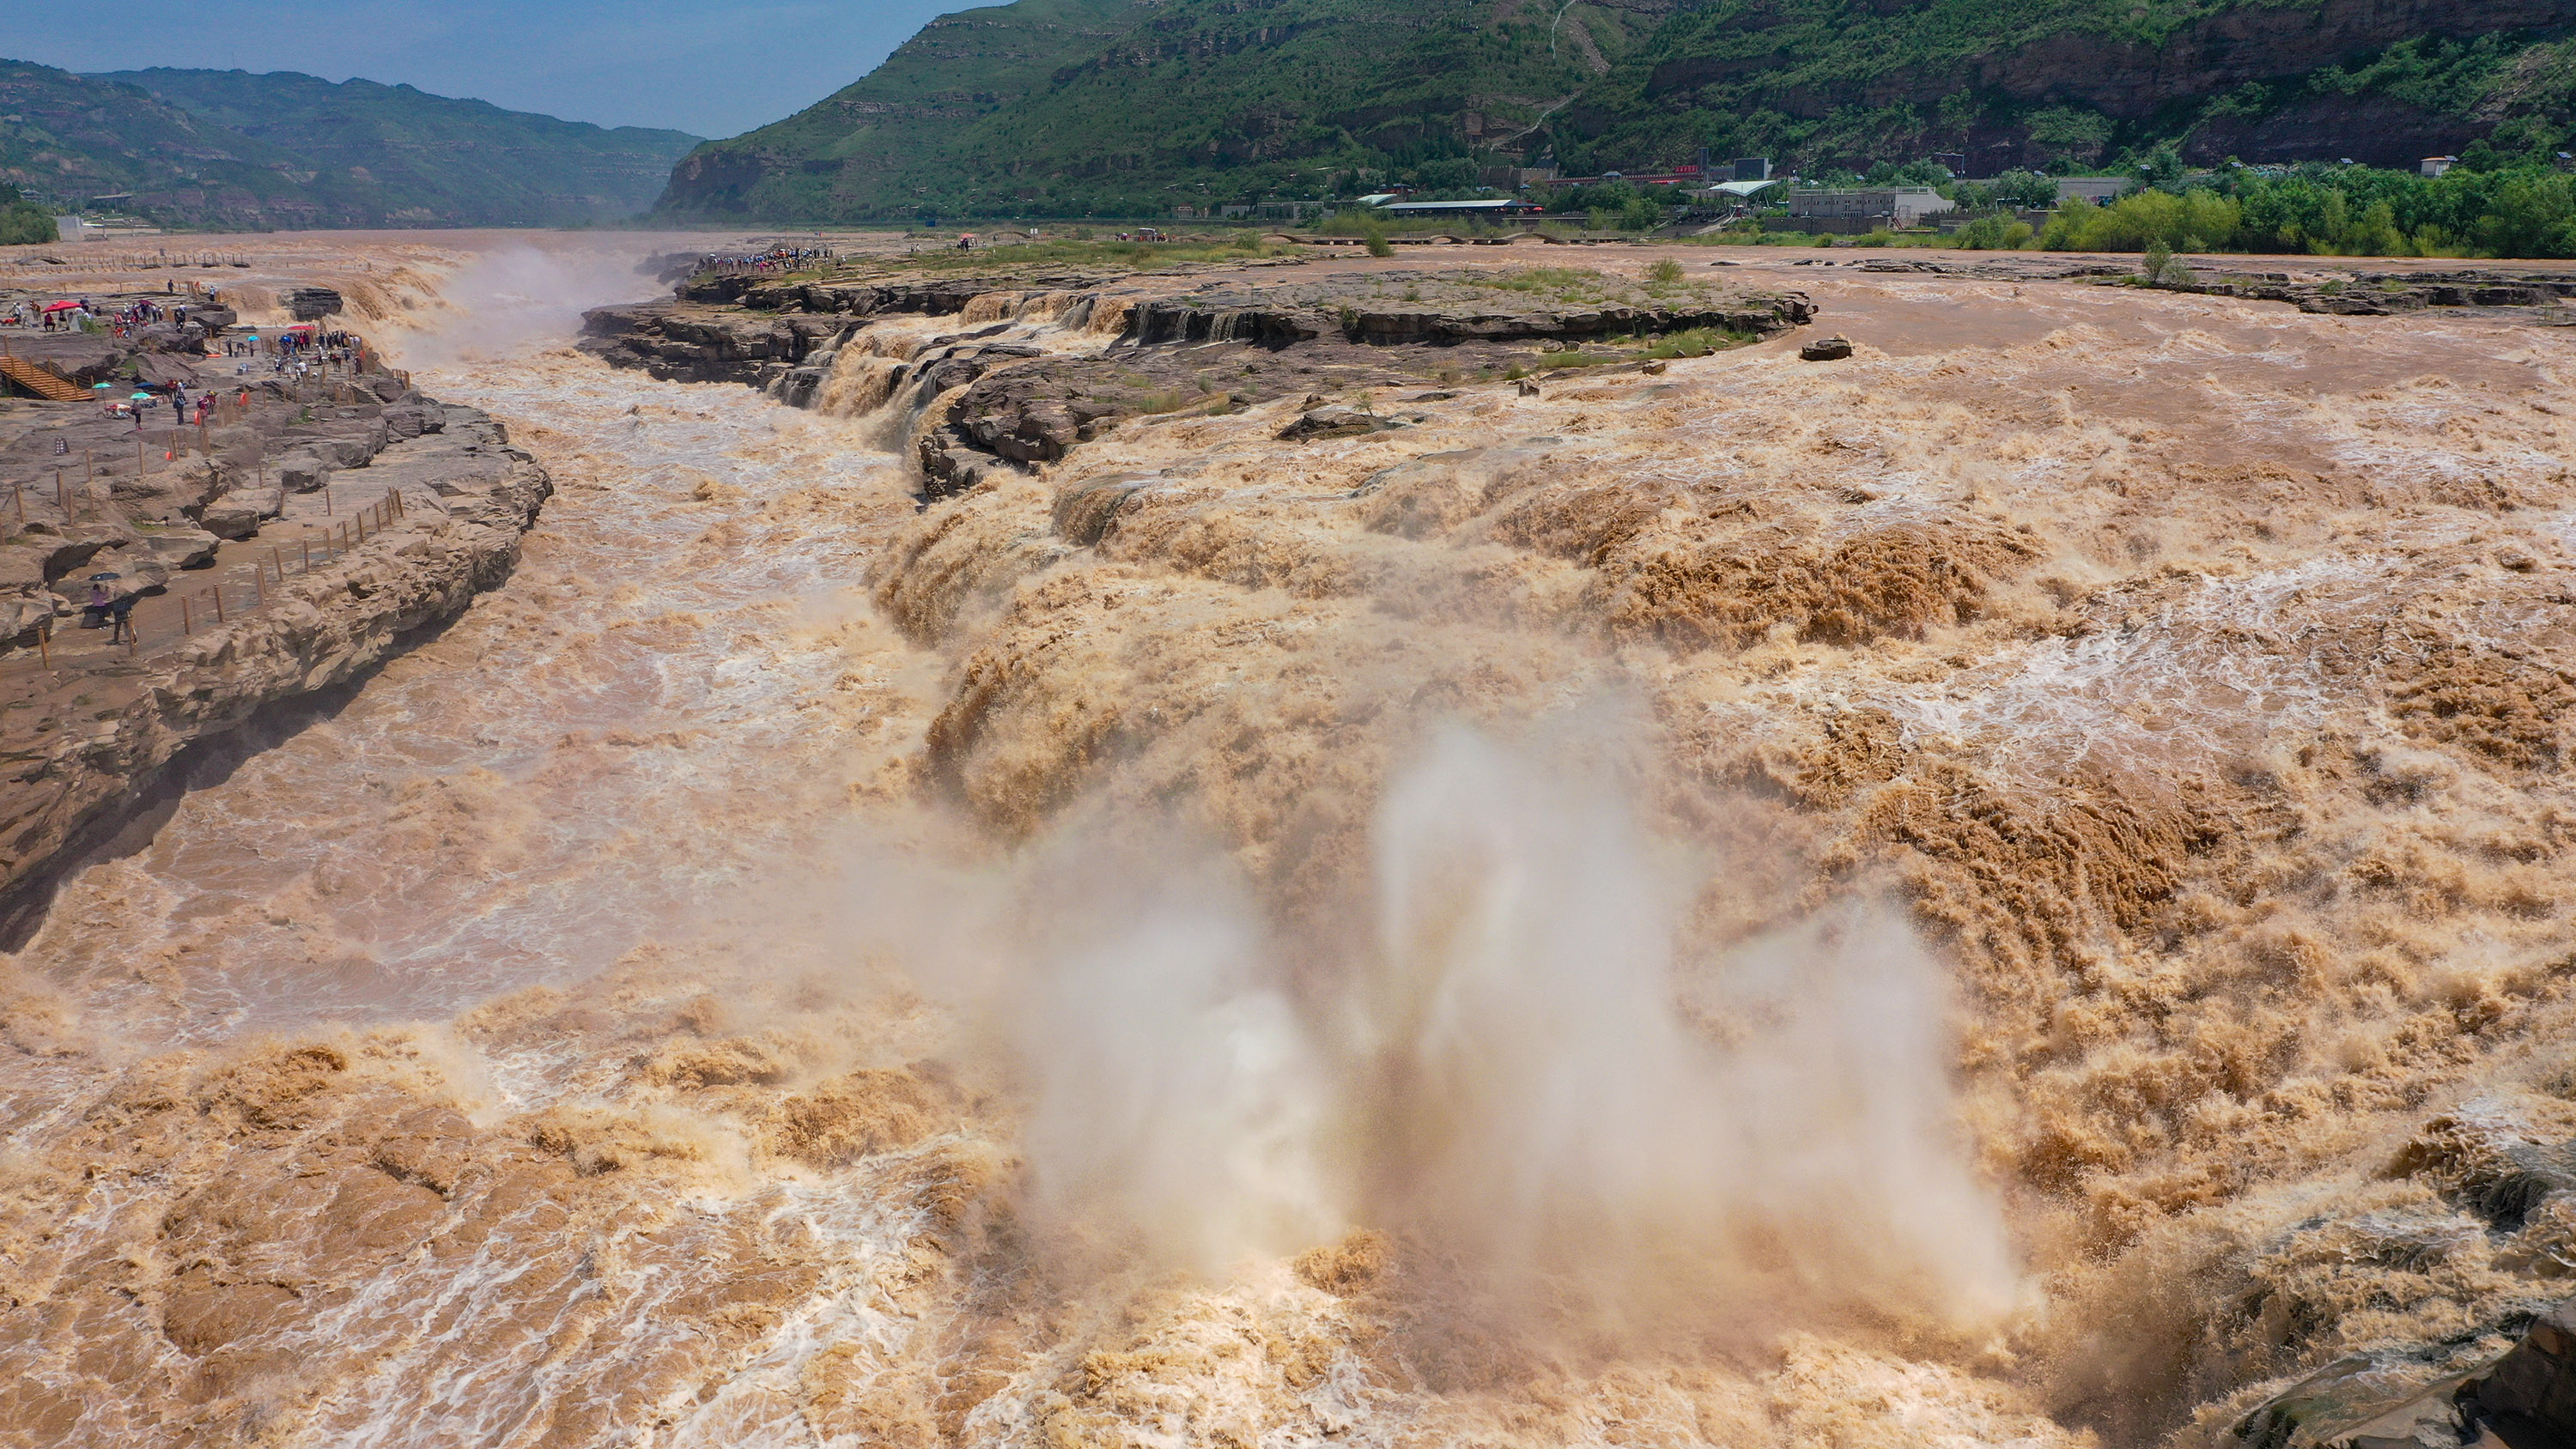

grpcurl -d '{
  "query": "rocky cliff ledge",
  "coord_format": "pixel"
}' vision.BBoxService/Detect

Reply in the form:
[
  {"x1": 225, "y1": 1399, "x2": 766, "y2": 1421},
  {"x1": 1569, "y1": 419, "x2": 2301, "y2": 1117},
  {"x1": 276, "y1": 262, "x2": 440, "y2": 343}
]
[
  {"x1": 2237, "y1": 1295, "x2": 2576, "y2": 1449},
  {"x1": 0, "y1": 408, "x2": 550, "y2": 943},
  {"x1": 579, "y1": 259, "x2": 1816, "y2": 497}
]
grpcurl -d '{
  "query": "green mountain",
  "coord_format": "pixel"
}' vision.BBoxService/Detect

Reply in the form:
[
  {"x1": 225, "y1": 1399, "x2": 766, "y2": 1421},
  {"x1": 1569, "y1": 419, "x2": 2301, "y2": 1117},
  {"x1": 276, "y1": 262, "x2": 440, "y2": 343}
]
[
  {"x1": 0, "y1": 61, "x2": 321, "y2": 227},
  {"x1": 658, "y1": 0, "x2": 1156, "y2": 220},
  {"x1": 106, "y1": 70, "x2": 703, "y2": 227},
  {"x1": 655, "y1": 0, "x2": 2576, "y2": 221},
  {"x1": 0, "y1": 58, "x2": 700, "y2": 231}
]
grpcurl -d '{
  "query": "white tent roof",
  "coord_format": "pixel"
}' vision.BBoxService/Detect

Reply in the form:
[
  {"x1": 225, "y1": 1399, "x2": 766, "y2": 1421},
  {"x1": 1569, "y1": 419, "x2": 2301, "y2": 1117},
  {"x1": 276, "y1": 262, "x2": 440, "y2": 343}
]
[{"x1": 1711, "y1": 178, "x2": 1786, "y2": 197}]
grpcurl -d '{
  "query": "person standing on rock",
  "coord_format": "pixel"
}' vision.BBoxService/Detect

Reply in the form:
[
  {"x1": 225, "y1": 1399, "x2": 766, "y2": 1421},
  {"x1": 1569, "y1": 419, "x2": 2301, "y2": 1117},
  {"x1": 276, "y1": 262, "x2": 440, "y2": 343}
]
[{"x1": 106, "y1": 591, "x2": 135, "y2": 646}]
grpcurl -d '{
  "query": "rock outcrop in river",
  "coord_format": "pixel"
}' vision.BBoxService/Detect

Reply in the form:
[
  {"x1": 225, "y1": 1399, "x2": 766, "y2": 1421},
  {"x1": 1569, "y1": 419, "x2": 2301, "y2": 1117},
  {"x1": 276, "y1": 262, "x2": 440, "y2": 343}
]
[{"x1": 580, "y1": 256, "x2": 1817, "y2": 497}]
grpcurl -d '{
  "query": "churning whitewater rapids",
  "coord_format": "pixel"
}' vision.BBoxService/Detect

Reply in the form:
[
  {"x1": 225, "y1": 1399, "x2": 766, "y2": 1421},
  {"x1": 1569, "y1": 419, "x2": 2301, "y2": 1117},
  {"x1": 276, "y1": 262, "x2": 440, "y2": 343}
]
[{"x1": 11, "y1": 234, "x2": 2576, "y2": 1449}]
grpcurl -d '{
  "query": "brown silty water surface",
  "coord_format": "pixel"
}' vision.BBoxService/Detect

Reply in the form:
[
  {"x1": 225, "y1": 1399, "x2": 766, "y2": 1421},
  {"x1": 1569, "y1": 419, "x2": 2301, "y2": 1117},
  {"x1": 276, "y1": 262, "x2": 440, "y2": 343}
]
[{"x1": 4, "y1": 234, "x2": 2576, "y2": 1448}]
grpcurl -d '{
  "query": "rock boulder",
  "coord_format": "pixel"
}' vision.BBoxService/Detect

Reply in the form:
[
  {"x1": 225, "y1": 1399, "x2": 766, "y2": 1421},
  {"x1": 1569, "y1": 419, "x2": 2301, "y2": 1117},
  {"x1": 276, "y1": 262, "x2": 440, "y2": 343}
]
[
  {"x1": 2472, "y1": 1301, "x2": 2576, "y2": 1442},
  {"x1": 272, "y1": 452, "x2": 333, "y2": 494},
  {"x1": 136, "y1": 528, "x2": 221, "y2": 570},
  {"x1": 199, "y1": 488, "x2": 280, "y2": 539},
  {"x1": 1278, "y1": 404, "x2": 1389, "y2": 441}
]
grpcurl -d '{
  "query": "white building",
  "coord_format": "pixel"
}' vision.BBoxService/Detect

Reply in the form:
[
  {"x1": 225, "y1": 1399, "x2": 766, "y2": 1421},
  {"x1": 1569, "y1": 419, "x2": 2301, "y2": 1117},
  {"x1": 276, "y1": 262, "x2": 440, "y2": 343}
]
[
  {"x1": 1788, "y1": 187, "x2": 1953, "y2": 227},
  {"x1": 2054, "y1": 176, "x2": 2129, "y2": 203}
]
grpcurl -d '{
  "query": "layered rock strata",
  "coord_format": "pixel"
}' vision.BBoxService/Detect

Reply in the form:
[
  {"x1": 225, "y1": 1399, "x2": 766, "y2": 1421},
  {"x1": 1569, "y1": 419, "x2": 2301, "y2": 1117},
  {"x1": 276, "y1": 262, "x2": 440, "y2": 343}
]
[
  {"x1": 1824, "y1": 256, "x2": 2576, "y2": 318},
  {"x1": 580, "y1": 262, "x2": 1818, "y2": 497},
  {"x1": 2238, "y1": 1297, "x2": 2576, "y2": 1449},
  {"x1": 0, "y1": 409, "x2": 550, "y2": 942}
]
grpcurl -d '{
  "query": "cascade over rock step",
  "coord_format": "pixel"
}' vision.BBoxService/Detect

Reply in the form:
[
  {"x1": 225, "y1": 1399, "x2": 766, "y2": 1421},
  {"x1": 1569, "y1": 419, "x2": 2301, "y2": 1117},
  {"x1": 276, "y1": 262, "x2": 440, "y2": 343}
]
[{"x1": 2239, "y1": 1300, "x2": 2576, "y2": 1449}]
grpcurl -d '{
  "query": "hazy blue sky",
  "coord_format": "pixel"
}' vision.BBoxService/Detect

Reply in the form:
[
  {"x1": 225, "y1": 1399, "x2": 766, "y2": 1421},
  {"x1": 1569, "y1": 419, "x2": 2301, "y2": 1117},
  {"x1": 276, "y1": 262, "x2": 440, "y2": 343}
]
[{"x1": 7, "y1": 0, "x2": 962, "y2": 139}]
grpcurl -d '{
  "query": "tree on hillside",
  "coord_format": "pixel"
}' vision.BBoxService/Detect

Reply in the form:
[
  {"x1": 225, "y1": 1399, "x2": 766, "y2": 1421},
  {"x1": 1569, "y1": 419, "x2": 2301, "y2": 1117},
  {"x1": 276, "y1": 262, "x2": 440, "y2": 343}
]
[{"x1": 0, "y1": 184, "x2": 56, "y2": 246}]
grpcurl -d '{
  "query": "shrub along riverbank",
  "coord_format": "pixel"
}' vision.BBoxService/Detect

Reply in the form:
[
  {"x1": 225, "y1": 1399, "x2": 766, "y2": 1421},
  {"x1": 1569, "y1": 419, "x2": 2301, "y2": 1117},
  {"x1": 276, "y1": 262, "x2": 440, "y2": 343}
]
[
  {"x1": 1994, "y1": 151, "x2": 2576, "y2": 258},
  {"x1": 1698, "y1": 158, "x2": 2576, "y2": 259},
  {"x1": 2038, "y1": 162, "x2": 2576, "y2": 257}
]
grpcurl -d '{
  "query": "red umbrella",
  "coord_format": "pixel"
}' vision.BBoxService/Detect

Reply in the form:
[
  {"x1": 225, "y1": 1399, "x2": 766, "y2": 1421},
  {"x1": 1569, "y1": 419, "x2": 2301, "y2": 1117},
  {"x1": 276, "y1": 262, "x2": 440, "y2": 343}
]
[{"x1": 41, "y1": 300, "x2": 80, "y2": 313}]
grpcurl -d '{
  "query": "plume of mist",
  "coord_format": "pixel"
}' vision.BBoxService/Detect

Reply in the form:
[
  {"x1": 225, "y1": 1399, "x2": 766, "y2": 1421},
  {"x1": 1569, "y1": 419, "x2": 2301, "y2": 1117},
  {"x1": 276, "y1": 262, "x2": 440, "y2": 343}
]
[
  {"x1": 865, "y1": 725, "x2": 2020, "y2": 1339},
  {"x1": 1005, "y1": 841, "x2": 1346, "y2": 1272},
  {"x1": 1354, "y1": 729, "x2": 2019, "y2": 1333},
  {"x1": 385, "y1": 243, "x2": 665, "y2": 370}
]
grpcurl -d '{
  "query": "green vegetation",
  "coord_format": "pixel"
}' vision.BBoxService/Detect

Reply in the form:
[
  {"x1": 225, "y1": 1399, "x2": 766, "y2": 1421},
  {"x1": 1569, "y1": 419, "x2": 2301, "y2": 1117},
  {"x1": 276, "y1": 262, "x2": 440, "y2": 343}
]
[
  {"x1": 0, "y1": 181, "x2": 50, "y2": 246},
  {"x1": 657, "y1": 0, "x2": 2576, "y2": 225},
  {"x1": 1948, "y1": 171, "x2": 2063, "y2": 212},
  {"x1": 0, "y1": 58, "x2": 698, "y2": 230},
  {"x1": 1316, "y1": 212, "x2": 1521, "y2": 238},
  {"x1": 1948, "y1": 215, "x2": 2038, "y2": 251},
  {"x1": 110, "y1": 69, "x2": 700, "y2": 227},
  {"x1": 1534, "y1": 325, "x2": 1752, "y2": 369},
  {"x1": 1704, "y1": 228, "x2": 1832, "y2": 247},
  {"x1": 2038, "y1": 158, "x2": 2576, "y2": 258},
  {"x1": 1643, "y1": 326, "x2": 1747, "y2": 359},
  {"x1": 2040, "y1": 190, "x2": 2244, "y2": 252}
]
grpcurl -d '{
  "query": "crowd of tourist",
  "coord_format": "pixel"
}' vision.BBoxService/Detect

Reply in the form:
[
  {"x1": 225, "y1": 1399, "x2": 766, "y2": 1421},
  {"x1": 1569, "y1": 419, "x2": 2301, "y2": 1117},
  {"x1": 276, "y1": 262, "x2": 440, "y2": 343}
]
[
  {"x1": 7, "y1": 298, "x2": 95, "y2": 331},
  {"x1": 7, "y1": 295, "x2": 218, "y2": 336},
  {"x1": 696, "y1": 244, "x2": 838, "y2": 274},
  {"x1": 215, "y1": 325, "x2": 366, "y2": 379}
]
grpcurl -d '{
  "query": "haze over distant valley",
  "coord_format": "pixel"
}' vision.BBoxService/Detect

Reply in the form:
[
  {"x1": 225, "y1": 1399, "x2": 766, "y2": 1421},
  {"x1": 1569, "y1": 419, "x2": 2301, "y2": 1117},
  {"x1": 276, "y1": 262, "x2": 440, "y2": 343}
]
[{"x1": 0, "y1": 60, "x2": 699, "y2": 228}]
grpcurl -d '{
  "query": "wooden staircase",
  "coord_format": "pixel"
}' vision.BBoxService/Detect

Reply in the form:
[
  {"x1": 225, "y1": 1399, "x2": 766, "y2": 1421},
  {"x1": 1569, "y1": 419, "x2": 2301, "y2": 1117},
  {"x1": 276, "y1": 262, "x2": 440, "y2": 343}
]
[{"x1": 0, "y1": 354, "x2": 86, "y2": 403}]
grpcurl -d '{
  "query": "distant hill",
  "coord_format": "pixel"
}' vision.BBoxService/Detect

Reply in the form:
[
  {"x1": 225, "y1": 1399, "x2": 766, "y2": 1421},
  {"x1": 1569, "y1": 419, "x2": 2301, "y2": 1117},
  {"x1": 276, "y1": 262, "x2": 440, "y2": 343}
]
[
  {"x1": 658, "y1": 0, "x2": 1146, "y2": 221},
  {"x1": 0, "y1": 61, "x2": 320, "y2": 227},
  {"x1": 654, "y1": 0, "x2": 2576, "y2": 221},
  {"x1": 0, "y1": 58, "x2": 700, "y2": 230},
  {"x1": 107, "y1": 70, "x2": 703, "y2": 227}
]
